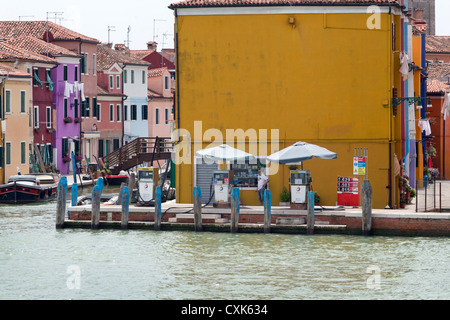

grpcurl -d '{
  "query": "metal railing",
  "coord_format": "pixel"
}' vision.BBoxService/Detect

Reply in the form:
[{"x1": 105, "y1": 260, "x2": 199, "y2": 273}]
[{"x1": 415, "y1": 179, "x2": 449, "y2": 213}]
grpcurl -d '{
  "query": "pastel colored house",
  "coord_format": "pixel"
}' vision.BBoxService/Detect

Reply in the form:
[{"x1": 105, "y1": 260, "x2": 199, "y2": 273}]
[
  {"x1": 0, "y1": 63, "x2": 32, "y2": 181},
  {"x1": 4, "y1": 36, "x2": 82, "y2": 174},
  {"x1": 170, "y1": 0, "x2": 421, "y2": 209},
  {"x1": 96, "y1": 44, "x2": 127, "y2": 158},
  {"x1": 0, "y1": 21, "x2": 100, "y2": 168},
  {"x1": 113, "y1": 44, "x2": 151, "y2": 143},
  {"x1": 147, "y1": 67, "x2": 174, "y2": 138}
]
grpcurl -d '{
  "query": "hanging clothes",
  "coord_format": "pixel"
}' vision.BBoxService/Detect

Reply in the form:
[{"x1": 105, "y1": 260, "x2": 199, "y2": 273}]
[
  {"x1": 418, "y1": 119, "x2": 432, "y2": 136},
  {"x1": 394, "y1": 153, "x2": 401, "y2": 176},
  {"x1": 442, "y1": 92, "x2": 450, "y2": 121},
  {"x1": 64, "y1": 81, "x2": 74, "y2": 98},
  {"x1": 399, "y1": 53, "x2": 409, "y2": 80}
]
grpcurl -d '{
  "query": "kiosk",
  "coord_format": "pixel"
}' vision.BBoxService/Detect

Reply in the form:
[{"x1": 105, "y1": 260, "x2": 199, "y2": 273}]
[
  {"x1": 137, "y1": 167, "x2": 159, "y2": 205},
  {"x1": 212, "y1": 170, "x2": 231, "y2": 207},
  {"x1": 290, "y1": 170, "x2": 311, "y2": 209}
]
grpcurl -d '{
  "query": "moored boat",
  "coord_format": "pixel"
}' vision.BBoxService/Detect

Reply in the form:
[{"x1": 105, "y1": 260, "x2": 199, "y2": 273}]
[
  {"x1": 103, "y1": 170, "x2": 129, "y2": 185},
  {"x1": 0, "y1": 173, "x2": 60, "y2": 204}
]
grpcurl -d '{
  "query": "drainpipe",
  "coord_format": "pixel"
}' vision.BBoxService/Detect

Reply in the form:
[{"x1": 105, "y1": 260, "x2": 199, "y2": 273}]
[{"x1": 175, "y1": 8, "x2": 180, "y2": 138}]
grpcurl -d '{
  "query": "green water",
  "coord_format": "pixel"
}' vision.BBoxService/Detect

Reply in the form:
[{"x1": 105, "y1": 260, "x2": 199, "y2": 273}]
[{"x1": 1, "y1": 196, "x2": 449, "y2": 300}]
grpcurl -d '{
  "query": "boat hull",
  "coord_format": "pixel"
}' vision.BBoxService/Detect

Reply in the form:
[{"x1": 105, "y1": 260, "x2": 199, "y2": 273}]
[
  {"x1": 104, "y1": 175, "x2": 129, "y2": 185},
  {"x1": 0, "y1": 182, "x2": 58, "y2": 204}
]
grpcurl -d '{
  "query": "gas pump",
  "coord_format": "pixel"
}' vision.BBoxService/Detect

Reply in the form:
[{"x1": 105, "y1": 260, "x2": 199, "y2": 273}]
[
  {"x1": 137, "y1": 167, "x2": 159, "y2": 206},
  {"x1": 212, "y1": 170, "x2": 230, "y2": 205},
  {"x1": 290, "y1": 170, "x2": 311, "y2": 209}
]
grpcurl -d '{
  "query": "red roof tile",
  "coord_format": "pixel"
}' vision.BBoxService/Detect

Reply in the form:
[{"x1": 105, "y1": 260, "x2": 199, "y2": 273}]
[
  {"x1": 97, "y1": 43, "x2": 151, "y2": 71},
  {"x1": 427, "y1": 62, "x2": 450, "y2": 81},
  {"x1": 426, "y1": 36, "x2": 450, "y2": 54},
  {"x1": 0, "y1": 41, "x2": 58, "y2": 64},
  {"x1": 0, "y1": 62, "x2": 31, "y2": 78},
  {"x1": 169, "y1": 0, "x2": 401, "y2": 8},
  {"x1": 0, "y1": 21, "x2": 99, "y2": 43},
  {"x1": 427, "y1": 79, "x2": 450, "y2": 94},
  {"x1": 4, "y1": 36, "x2": 81, "y2": 58}
]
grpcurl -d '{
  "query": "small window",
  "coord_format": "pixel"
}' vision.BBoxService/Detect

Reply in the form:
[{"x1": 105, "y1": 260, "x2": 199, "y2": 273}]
[
  {"x1": 142, "y1": 70, "x2": 145, "y2": 84},
  {"x1": 5, "y1": 90, "x2": 11, "y2": 113},
  {"x1": 164, "y1": 76, "x2": 169, "y2": 90},
  {"x1": 131, "y1": 105, "x2": 137, "y2": 121},
  {"x1": 110, "y1": 104, "x2": 114, "y2": 122},
  {"x1": 74, "y1": 65, "x2": 78, "y2": 81},
  {"x1": 131, "y1": 70, "x2": 134, "y2": 84},
  {"x1": 96, "y1": 104, "x2": 101, "y2": 122},
  {"x1": 63, "y1": 65, "x2": 68, "y2": 81},
  {"x1": 116, "y1": 104, "x2": 121, "y2": 122},
  {"x1": 46, "y1": 106, "x2": 52, "y2": 129},
  {"x1": 6, "y1": 142, "x2": 11, "y2": 165},
  {"x1": 33, "y1": 106, "x2": 39, "y2": 128},
  {"x1": 92, "y1": 54, "x2": 96, "y2": 75},
  {"x1": 109, "y1": 75, "x2": 114, "y2": 89},
  {"x1": 20, "y1": 91, "x2": 26, "y2": 113},
  {"x1": 165, "y1": 108, "x2": 169, "y2": 124},
  {"x1": 74, "y1": 99, "x2": 79, "y2": 118},
  {"x1": 124, "y1": 105, "x2": 128, "y2": 121},
  {"x1": 64, "y1": 99, "x2": 68, "y2": 118},
  {"x1": 20, "y1": 142, "x2": 26, "y2": 164},
  {"x1": 142, "y1": 105, "x2": 148, "y2": 120},
  {"x1": 155, "y1": 108, "x2": 160, "y2": 125},
  {"x1": 123, "y1": 70, "x2": 127, "y2": 84},
  {"x1": 116, "y1": 75, "x2": 120, "y2": 89}
]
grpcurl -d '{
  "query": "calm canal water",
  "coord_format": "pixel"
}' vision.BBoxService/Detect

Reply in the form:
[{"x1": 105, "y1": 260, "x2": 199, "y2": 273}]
[{"x1": 1, "y1": 187, "x2": 449, "y2": 300}]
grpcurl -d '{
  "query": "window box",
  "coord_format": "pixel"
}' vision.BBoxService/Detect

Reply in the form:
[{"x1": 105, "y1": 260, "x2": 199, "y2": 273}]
[
  {"x1": 74, "y1": 117, "x2": 82, "y2": 123},
  {"x1": 64, "y1": 117, "x2": 73, "y2": 123},
  {"x1": 63, "y1": 156, "x2": 71, "y2": 163}
]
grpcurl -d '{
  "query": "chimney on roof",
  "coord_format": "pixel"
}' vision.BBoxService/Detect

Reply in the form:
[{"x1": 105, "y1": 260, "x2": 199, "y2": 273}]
[
  {"x1": 114, "y1": 43, "x2": 130, "y2": 55},
  {"x1": 147, "y1": 41, "x2": 157, "y2": 51}
]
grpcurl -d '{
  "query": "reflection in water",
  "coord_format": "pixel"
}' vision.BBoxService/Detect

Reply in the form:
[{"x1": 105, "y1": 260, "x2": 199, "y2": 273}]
[{"x1": 0, "y1": 198, "x2": 449, "y2": 299}]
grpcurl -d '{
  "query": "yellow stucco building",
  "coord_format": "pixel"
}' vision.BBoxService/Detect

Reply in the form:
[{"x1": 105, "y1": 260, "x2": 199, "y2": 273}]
[
  {"x1": 0, "y1": 63, "x2": 32, "y2": 182},
  {"x1": 170, "y1": 0, "x2": 415, "y2": 209}
]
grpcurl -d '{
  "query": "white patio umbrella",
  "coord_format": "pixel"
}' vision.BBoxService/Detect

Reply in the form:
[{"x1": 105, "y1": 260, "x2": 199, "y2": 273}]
[
  {"x1": 195, "y1": 144, "x2": 256, "y2": 162},
  {"x1": 267, "y1": 141, "x2": 337, "y2": 164}
]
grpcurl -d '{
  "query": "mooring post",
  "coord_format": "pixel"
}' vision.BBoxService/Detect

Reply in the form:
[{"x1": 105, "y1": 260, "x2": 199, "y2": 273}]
[
  {"x1": 193, "y1": 187, "x2": 203, "y2": 232},
  {"x1": 121, "y1": 186, "x2": 130, "y2": 230},
  {"x1": 91, "y1": 185, "x2": 101, "y2": 230},
  {"x1": 128, "y1": 172, "x2": 136, "y2": 203},
  {"x1": 71, "y1": 183, "x2": 78, "y2": 207},
  {"x1": 96, "y1": 177, "x2": 104, "y2": 194},
  {"x1": 154, "y1": 186, "x2": 162, "y2": 231},
  {"x1": 56, "y1": 177, "x2": 68, "y2": 229},
  {"x1": 264, "y1": 189, "x2": 272, "y2": 234},
  {"x1": 307, "y1": 191, "x2": 315, "y2": 235},
  {"x1": 231, "y1": 187, "x2": 240, "y2": 233},
  {"x1": 362, "y1": 179, "x2": 373, "y2": 236},
  {"x1": 117, "y1": 182, "x2": 127, "y2": 205}
]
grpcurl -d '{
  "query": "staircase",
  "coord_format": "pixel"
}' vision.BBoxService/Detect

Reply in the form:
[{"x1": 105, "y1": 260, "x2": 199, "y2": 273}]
[{"x1": 103, "y1": 137, "x2": 172, "y2": 174}]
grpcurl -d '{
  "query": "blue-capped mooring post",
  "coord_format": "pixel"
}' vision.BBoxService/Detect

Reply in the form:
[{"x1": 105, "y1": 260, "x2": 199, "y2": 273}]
[
  {"x1": 154, "y1": 186, "x2": 162, "y2": 231},
  {"x1": 231, "y1": 187, "x2": 240, "y2": 233},
  {"x1": 264, "y1": 189, "x2": 272, "y2": 234},
  {"x1": 121, "y1": 186, "x2": 130, "y2": 230},
  {"x1": 56, "y1": 177, "x2": 68, "y2": 229},
  {"x1": 193, "y1": 187, "x2": 203, "y2": 232}
]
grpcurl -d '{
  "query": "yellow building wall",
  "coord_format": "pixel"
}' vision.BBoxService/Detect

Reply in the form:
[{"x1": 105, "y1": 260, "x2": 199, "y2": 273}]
[
  {"x1": 4, "y1": 79, "x2": 32, "y2": 179},
  {"x1": 175, "y1": 11, "x2": 403, "y2": 209},
  {"x1": 412, "y1": 35, "x2": 424, "y2": 185}
]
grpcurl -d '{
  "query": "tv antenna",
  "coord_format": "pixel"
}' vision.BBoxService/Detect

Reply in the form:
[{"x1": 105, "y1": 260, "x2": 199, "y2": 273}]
[
  {"x1": 153, "y1": 19, "x2": 166, "y2": 42},
  {"x1": 108, "y1": 26, "x2": 116, "y2": 44},
  {"x1": 19, "y1": 15, "x2": 34, "y2": 21}
]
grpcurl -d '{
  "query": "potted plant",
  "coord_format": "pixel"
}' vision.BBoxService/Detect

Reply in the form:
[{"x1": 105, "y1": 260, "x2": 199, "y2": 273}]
[
  {"x1": 62, "y1": 155, "x2": 71, "y2": 163},
  {"x1": 429, "y1": 167, "x2": 439, "y2": 181},
  {"x1": 74, "y1": 117, "x2": 82, "y2": 123},
  {"x1": 314, "y1": 192, "x2": 320, "y2": 205},
  {"x1": 279, "y1": 187, "x2": 290, "y2": 206},
  {"x1": 64, "y1": 117, "x2": 73, "y2": 123},
  {"x1": 400, "y1": 197, "x2": 406, "y2": 209}
]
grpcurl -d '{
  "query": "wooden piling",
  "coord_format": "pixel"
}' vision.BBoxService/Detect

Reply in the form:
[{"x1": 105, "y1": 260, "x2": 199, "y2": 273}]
[
  {"x1": 56, "y1": 177, "x2": 68, "y2": 229},
  {"x1": 193, "y1": 187, "x2": 203, "y2": 232},
  {"x1": 307, "y1": 191, "x2": 315, "y2": 235},
  {"x1": 362, "y1": 179, "x2": 373, "y2": 236},
  {"x1": 117, "y1": 182, "x2": 127, "y2": 205},
  {"x1": 121, "y1": 186, "x2": 130, "y2": 230},
  {"x1": 128, "y1": 172, "x2": 136, "y2": 203},
  {"x1": 264, "y1": 189, "x2": 272, "y2": 234},
  {"x1": 154, "y1": 186, "x2": 162, "y2": 231},
  {"x1": 71, "y1": 183, "x2": 78, "y2": 207},
  {"x1": 91, "y1": 186, "x2": 101, "y2": 230},
  {"x1": 231, "y1": 188, "x2": 240, "y2": 233}
]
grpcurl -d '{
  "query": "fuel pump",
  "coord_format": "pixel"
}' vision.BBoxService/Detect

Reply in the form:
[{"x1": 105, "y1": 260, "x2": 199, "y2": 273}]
[
  {"x1": 137, "y1": 167, "x2": 159, "y2": 206},
  {"x1": 212, "y1": 170, "x2": 230, "y2": 205},
  {"x1": 290, "y1": 170, "x2": 311, "y2": 209}
]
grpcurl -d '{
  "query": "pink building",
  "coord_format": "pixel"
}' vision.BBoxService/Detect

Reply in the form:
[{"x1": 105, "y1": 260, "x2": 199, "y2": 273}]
[{"x1": 147, "y1": 67, "x2": 174, "y2": 138}]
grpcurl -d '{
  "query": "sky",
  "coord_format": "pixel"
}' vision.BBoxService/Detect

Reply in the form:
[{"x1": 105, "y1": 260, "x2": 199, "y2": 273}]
[{"x1": 1, "y1": 0, "x2": 450, "y2": 51}]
